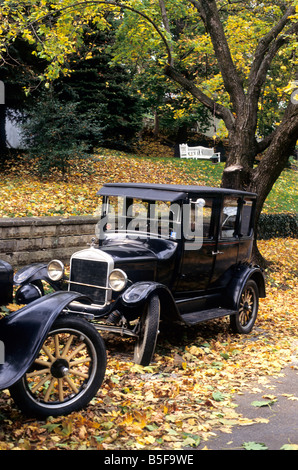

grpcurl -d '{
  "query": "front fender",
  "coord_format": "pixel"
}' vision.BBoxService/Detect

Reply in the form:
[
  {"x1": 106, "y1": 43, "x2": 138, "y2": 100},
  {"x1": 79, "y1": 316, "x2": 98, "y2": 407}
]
[
  {"x1": 14, "y1": 263, "x2": 48, "y2": 285},
  {"x1": 224, "y1": 264, "x2": 266, "y2": 310},
  {"x1": 0, "y1": 291, "x2": 89, "y2": 390},
  {"x1": 120, "y1": 281, "x2": 180, "y2": 322}
]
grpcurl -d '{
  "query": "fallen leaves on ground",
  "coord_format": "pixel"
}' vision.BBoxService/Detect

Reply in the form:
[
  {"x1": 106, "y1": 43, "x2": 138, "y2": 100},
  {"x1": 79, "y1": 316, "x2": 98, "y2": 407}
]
[
  {"x1": 0, "y1": 151, "x2": 221, "y2": 218},
  {"x1": 0, "y1": 238, "x2": 297, "y2": 450},
  {"x1": 0, "y1": 148, "x2": 296, "y2": 217}
]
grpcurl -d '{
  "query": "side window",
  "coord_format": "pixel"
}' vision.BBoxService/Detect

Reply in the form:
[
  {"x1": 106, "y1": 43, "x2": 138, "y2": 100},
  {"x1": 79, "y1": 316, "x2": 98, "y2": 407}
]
[
  {"x1": 202, "y1": 200, "x2": 213, "y2": 239},
  {"x1": 240, "y1": 198, "x2": 254, "y2": 237},
  {"x1": 221, "y1": 197, "x2": 238, "y2": 238},
  {"x1": 188, "y1": 198, "x2": 214, "y2": 239}
]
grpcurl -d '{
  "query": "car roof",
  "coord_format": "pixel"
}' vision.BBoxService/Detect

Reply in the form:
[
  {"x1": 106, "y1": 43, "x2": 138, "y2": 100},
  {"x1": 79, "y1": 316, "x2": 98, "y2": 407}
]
[{"x1": 97, "y1": 183, "x2": 257, "y2": 202}]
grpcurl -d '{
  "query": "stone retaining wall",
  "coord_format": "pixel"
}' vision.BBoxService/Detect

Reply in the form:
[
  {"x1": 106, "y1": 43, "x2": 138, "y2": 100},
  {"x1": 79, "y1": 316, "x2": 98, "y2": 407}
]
[
  {"x1": 1, "y1": 213, "x2": 296, "y2": 268},
  {"x1": 0, "y1": 216, "x2": 98, "y2": 267}
]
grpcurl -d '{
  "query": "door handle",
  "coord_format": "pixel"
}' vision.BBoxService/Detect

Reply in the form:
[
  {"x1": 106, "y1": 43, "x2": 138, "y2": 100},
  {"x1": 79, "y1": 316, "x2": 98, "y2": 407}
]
[{"x1": 212, "y1": 251, "x2": 224, "y2": 255}]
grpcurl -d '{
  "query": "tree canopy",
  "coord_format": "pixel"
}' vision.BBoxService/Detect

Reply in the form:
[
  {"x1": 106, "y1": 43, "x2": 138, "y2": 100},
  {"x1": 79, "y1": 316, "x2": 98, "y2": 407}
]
[{"x1": 1, "y1": 1, "x2": 296, "y2": 130}]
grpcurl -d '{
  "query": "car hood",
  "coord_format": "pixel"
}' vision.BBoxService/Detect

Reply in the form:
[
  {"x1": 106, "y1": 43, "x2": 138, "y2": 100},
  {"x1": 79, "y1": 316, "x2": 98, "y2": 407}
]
[{"x1": 99, "y1": 236, "x2": 178, "y2": 262}]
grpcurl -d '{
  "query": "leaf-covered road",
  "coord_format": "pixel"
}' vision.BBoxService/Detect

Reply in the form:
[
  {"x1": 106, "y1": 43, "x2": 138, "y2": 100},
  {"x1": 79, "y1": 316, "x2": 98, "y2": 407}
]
[
  {"x1": 200, "y1": 363, "x2": 298, "y2": 450},
  {"x1": 0, "y1": 238, "x2": 297, "y2": 450}
]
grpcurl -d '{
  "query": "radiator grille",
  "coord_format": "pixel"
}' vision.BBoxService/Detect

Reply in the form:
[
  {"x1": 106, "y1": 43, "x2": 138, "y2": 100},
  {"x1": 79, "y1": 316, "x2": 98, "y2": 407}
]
[{"x1": 69, "y1": 258, "x2": 108, "y2": 305}]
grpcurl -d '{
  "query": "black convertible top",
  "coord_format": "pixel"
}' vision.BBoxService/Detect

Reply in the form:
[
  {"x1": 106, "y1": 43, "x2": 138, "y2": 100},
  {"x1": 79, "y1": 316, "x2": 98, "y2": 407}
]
[{"x1": 97, "y1": 183, "x2": 256, "y2": 202}]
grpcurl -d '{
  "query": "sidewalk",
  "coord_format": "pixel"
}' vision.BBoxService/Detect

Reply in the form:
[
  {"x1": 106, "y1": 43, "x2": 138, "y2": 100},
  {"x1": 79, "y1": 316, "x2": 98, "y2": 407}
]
[{"x1": 198, "y1": 358, "x2": 298, "y2": 450}]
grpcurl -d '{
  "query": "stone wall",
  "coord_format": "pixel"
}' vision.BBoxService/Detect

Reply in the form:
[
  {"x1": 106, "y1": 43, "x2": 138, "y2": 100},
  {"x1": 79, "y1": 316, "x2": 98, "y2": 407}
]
[{"x1": 0, "y1": 216, "x2": 98, "y2": 267}]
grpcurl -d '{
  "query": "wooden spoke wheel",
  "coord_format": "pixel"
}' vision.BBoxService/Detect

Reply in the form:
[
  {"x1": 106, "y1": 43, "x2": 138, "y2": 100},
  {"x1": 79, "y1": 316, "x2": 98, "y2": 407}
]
[
  {"x1": 230, "y1": 280, "x2": 259, "y2": 334},
  {"x1": 9, "y1": 316, "x2": 106, "y2": 418}
]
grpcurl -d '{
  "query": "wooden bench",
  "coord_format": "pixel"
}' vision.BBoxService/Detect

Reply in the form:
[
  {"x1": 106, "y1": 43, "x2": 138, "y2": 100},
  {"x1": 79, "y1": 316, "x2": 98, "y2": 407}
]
[{"x1": 179, "y1": 144, "x2": 220, "y2": 163}]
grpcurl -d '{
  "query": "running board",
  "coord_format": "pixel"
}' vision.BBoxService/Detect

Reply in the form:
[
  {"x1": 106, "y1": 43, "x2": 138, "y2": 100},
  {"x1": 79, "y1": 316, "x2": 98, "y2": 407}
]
[{"x1": 181, "y1": 308, "x2": 237, "y2": 326}]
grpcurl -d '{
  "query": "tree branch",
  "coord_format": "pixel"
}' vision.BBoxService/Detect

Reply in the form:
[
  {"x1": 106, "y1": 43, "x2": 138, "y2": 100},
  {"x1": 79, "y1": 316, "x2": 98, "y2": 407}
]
[
  {"x1": 158, "y1": 0, "x2": 174, "y2": 66},
  {"x1": 190, "y1": 0, "x2": 245, "y2": 113},
  {"x1": 28, "y1": 0, "x2": 174, "y2": 67},
  {"x1": 164, "y1": 64, "x2": 235, "y2": 129},
  {"x1": 255, "y1": 131, "x2": 276, "y2": 154},
  {"x1": 248, "y1": 6, "x2": 297, "y2": 100},
  {"x1": 253, "y1": 97, "x2": 298, "y2": 196}
]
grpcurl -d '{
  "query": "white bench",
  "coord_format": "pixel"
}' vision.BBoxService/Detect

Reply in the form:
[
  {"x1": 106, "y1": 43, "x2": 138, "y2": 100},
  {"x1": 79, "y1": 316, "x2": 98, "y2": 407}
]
[{"x1": 179, "y1": 144, "x2": 220, "y2": 162}]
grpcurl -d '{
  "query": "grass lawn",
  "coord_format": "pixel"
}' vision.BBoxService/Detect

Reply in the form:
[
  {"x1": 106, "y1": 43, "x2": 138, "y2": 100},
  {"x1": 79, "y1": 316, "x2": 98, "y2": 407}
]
[{"x1": 0, "y1": 149, "x2": 297, "y2": 218}]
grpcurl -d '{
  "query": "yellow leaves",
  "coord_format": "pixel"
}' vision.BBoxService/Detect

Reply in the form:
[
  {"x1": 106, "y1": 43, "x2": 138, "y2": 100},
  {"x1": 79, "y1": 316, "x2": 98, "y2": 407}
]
[
  {"x1": 187, "y1": 345, "x2": 205, "y2": 357},
  {"x1": 5, "y1": 303, "x2": 23, "y2": 312},
  {"x1": 0, "y1": 148, "x2": 222, "y2": 218},
  {"x1": 119, "y1": 410, "x2": 147, "y2": 432},
  {"x1": 1, "y1": 142, "x2": 295, "y2": 218},
  {"x1": 0, "y1": 303, "x2": 25, "y2": 319}
]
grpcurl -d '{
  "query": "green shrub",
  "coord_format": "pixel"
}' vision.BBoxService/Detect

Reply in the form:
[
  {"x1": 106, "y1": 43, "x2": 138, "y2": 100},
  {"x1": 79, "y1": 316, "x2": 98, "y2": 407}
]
[
  {"x1": 21, "y1": 93, "x2": 103, "y2": 176},
  {"x1": 258, "y1": 213, "x2": 298, "y2": 239}
]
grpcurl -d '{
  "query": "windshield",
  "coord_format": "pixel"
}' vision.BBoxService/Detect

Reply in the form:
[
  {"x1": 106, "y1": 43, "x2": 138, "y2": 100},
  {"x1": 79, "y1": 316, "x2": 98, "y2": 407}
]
[{"x1": 98, "y1": 196, "x2": 181, "y2": 241}]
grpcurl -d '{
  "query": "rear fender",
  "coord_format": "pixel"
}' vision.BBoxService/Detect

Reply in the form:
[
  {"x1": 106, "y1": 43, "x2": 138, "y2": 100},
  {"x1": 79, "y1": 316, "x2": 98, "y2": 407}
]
[
  {"x1": 0, "y1": 291, "x2": 90, "y2": 390},
  {"x1": 120, "y1": 281, "x2": 181, "y2": 322},
  {"x1": 224, "y1": 265, "x2": 266, "y2": 310}
]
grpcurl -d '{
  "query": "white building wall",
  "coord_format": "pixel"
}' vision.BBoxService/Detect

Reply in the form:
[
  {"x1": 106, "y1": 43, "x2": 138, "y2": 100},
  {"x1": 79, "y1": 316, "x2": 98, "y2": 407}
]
[{"x1": 5, "y1": 111, "x2": 24, "y2": 148}]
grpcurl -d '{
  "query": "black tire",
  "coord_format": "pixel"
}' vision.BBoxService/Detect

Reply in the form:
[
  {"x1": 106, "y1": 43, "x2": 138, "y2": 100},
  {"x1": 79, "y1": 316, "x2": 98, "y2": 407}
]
[
  {"x1": 9, "y1": 315, "x2": 106, "y2": 418},
  {"x1": 32, "y1": 280, "x2": 45, "y2": 295},
  {"x1": 133, "y1": 295, "x2": 160, "y2": 366},
  {"x1": 230, "y1": 279, "x2": 259, "y2": 334}
]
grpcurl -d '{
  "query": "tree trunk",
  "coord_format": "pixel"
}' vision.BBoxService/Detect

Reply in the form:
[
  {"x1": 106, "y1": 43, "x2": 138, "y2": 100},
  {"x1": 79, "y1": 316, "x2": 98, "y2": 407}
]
[
  {"x1": 221, "y1": 100, "x2": 298, "y2": 265},
  {"x1": 153, "y1": 110, "x2": 159, "y2": 136}
]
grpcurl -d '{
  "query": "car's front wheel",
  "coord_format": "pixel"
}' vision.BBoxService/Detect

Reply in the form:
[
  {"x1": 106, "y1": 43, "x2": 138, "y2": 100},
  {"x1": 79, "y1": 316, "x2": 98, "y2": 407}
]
[
  {"x1": 230, "y1": 279, "x2": 259, "y2": 334},
  {"x1": 9, "y1": 315, "x2": 107, "y2": 418},
  {"x1": 134, "y1": 295, "x2": 160, "y2": 366}
]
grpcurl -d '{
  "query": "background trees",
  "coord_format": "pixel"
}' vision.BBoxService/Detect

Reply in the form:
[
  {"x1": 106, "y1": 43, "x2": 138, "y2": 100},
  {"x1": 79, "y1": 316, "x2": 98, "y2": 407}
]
[
  {"x1": 0, "y1": 21, "x2": 144, "y2": 171},
  {"x1": 56, "y1": 27, "x2": 144, "y2": 151}
]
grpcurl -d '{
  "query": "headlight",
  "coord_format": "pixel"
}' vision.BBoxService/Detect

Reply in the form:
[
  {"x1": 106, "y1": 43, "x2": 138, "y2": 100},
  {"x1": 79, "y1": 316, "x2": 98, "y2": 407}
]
[
  {"x1": 47, "y1": 260, "x2": 64, "y2": 281},
  {"x1": 15, "y1": 283, "x2": 42, "y2": 305},
  {"x1": 108, "y1": 269, "x2": 128, "y2": 292}
]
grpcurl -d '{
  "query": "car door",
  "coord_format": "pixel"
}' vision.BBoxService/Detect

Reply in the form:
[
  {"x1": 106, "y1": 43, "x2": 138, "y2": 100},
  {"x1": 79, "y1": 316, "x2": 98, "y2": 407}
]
[
  {"x1": 175, "y1": 196, "x2": 216, "y2": 294},
  {"x1": 209, "y1": 195, "x2": 240, "y2": 289}
]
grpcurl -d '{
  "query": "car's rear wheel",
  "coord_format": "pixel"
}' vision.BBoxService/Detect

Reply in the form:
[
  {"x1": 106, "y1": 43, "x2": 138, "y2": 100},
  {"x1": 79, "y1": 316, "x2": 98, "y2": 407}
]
[
  {"x1": 133, "y1": 295, "x2": 160, "y2": 366},
  {"x1": 230, "y1": 279, "x2": 259, "y2": 334}
]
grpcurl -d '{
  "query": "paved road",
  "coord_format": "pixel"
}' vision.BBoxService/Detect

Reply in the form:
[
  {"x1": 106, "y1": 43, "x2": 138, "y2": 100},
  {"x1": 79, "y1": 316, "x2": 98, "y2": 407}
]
[{"x1": 198, "y1": 360, "x2": 298, "y2": 450}]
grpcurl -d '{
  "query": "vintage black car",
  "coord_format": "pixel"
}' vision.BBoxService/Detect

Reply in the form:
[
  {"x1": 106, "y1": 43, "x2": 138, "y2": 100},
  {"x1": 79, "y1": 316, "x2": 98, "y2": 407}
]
[{"x1": 15, "y1": 183, "x2": 266, "y2": 367}]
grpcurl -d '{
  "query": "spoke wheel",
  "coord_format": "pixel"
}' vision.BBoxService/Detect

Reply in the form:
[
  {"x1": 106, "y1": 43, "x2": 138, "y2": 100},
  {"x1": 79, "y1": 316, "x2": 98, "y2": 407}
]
[
  {"x1": 133, "y1": 295, "x2": 160, "y2": 366},
  {"x1": 9, "y1": 316, "x2": 106, "y2": 418},
  {"x1": 230, "y1": 279, "x2": 259, "y2": 334}
]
